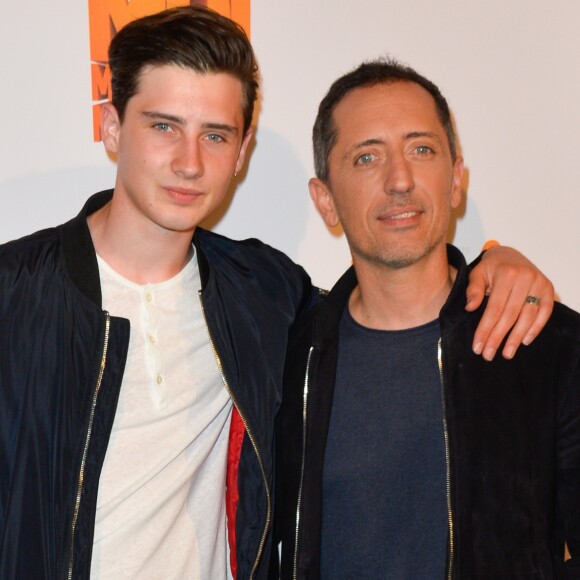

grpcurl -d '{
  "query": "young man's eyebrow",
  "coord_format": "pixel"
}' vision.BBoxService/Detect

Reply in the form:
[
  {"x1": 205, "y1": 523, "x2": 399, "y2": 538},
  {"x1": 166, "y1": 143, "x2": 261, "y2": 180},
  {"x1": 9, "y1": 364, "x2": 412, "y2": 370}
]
[
  {"x1": 201, "y1": 122, "x2": 239, "y2": 135},
  {"x1": 142, "y1": 111, "x2": 185, "y2": 125},
  {"x1": 141, "y1": 113, "x2": 239, "y2": 135}
]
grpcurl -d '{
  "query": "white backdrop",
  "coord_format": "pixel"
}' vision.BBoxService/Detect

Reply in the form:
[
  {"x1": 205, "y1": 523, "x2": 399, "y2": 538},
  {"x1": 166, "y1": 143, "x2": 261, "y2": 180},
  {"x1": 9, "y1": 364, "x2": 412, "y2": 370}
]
[{"x1": 1, "y1": 1, "x2": 578, "y2": 310}]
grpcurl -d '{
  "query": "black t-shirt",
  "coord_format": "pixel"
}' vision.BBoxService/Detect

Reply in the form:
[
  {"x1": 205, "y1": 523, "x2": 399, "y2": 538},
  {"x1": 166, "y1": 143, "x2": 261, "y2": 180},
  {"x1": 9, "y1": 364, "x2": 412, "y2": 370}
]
[{"x1": 321, "y1": 307, "x2": 447, "y2": 578}]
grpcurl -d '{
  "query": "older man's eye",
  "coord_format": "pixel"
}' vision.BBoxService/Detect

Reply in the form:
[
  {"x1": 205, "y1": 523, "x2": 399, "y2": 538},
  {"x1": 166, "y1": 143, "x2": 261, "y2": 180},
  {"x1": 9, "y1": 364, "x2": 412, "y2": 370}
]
[
  {"x1": 416, "y1": 145, "x2": 433, "y2": 155},
  {"x1": 356, "y1": 153, "x2": 376, "y2": 165}
]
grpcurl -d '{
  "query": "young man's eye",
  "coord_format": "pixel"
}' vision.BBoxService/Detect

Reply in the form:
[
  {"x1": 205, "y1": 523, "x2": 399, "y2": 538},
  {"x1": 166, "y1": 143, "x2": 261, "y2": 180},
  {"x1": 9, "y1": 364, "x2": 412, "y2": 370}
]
[
  {"x1": 206, "y1": 133, "x2": 225, "y2": 143},
  {"x1": 153, "y1": 123, "x2": 172, "y2": 133},
  {"x1": 356, "y1": 152, "x2": 376, "y2": 165}
]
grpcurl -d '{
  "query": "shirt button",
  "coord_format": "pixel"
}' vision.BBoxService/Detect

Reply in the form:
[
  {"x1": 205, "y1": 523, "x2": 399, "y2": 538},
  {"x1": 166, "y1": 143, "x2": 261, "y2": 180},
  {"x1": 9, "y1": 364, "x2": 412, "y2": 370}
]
[
  {"x1": 149, "y1": 335, "x2": 155, "y2": 343},
  {"x1": 157, "y1": 374, "x2": 163, "y2": 385},
  {"x1": 146, "y1": 292, "x2": 152, "y2": 302}
]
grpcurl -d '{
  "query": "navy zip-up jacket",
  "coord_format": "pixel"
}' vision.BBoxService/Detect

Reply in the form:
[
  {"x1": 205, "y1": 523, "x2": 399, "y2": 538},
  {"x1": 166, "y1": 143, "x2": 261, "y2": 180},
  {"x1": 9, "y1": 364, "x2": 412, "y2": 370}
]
[
  {"x1": 275, "y1": 245, "x2": 580, "y2": 579},
  {"x1": 0, "y1": 190, "x2": 312, "y2": 579}
]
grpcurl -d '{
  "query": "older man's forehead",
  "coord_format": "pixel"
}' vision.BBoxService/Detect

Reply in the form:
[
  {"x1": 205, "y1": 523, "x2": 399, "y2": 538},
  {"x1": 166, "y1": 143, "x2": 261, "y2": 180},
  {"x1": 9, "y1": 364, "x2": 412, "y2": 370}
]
[{"x1": 330, "y1": 81, "x2": 452, "y2": 159}]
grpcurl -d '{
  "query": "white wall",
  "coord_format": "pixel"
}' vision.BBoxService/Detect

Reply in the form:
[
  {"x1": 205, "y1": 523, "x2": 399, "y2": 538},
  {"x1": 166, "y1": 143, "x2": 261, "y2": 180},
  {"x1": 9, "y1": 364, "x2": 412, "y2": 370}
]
[{"x1": 1, "y1": 1, "x2": 578, "y2": 310}]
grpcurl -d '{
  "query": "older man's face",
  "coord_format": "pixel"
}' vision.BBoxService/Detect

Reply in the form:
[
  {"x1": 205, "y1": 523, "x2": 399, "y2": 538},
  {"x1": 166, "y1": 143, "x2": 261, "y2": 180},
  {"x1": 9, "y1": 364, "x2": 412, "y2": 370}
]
[{"x1": 310, "y1": 81, "x2": 463, "y2": 272}]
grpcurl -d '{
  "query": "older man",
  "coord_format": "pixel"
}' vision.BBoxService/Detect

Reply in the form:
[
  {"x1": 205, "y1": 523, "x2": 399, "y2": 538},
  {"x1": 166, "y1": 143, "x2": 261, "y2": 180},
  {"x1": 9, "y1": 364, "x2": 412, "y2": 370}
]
[{"x1": 276, "y1": 58, "x2": 580, "y2": 578}]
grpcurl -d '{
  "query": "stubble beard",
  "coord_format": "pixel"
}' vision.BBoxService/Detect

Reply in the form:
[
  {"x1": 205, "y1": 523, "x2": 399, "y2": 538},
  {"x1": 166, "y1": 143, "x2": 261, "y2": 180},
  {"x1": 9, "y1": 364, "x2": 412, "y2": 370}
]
[{"x1": 350, "y1": 232, "x2": 445, "y2": 271}]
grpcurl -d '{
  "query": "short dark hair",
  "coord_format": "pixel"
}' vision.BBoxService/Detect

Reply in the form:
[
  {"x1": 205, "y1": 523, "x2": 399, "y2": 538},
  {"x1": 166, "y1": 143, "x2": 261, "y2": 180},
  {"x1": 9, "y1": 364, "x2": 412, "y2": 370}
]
[
  {"x1": 108, "y1": 5, "x2": 258, "y2": 134},
  {"x1": 312, "y1": 57, "x2": 457, "y2": 183}
]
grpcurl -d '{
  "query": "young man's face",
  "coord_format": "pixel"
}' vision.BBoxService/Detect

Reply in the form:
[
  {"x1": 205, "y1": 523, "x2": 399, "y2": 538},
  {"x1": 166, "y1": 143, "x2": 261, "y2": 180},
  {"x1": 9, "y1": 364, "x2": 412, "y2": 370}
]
[
  {"x1": 102, "y1": 64, "x2": 252, "y2": 237},
  {"x1": 310, "y1": 81, "x2": 463, "y2": 272}
]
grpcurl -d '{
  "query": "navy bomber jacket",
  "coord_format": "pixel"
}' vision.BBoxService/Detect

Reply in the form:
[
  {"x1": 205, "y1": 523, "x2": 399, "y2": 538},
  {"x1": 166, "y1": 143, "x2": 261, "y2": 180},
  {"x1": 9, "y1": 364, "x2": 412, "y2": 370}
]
[
  {"x1": 0, "y1": 190, "x2": 312, "y2": 579},
  {"x1": 275, "y1": 245, "x2": 580, "y2": 579}
]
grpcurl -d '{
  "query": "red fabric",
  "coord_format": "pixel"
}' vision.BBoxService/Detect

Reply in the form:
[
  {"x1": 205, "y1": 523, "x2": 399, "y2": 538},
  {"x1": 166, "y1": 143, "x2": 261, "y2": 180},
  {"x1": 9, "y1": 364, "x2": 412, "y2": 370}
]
[{"x1": 226, "y1": 407, "x2": 245, "y2": 579}]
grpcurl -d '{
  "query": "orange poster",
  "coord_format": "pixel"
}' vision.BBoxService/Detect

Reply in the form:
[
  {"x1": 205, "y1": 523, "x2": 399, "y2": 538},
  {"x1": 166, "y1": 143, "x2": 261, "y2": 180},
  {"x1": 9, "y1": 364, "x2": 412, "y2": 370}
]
[{"x1": 88, "y1": 0, "x2": 251, "y2": 140}]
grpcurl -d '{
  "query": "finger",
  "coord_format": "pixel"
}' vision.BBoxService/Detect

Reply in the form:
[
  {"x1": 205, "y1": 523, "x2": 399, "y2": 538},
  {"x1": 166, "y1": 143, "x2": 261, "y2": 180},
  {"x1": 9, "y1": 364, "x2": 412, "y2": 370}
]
[
  {"x1": 465, "y1": 267, "x2": 488, "y2": 312},
  {"x1": 471, "y1": 278, "x2": 515, "y2": 359},
  {"x1": 499, "y1": 300, "x2": 542, "y2": 359},
  {"x1": 521, "y1": 298, "x2": 553, "y2": 345},
  {"x1": 473, "y1": 264, "x2": 554, "y2": 359},
  {"x1": 479, "y1": 280, "x2": 554, "y2": 360},
  {"x1": 478, "y1": 294, "x2": 523, "y2": 361},
  {"x1": 500, "y1": 277, "x2": 555, "y2": 358},
  {"x1": 516, "y1": 284, "x2": 554, "y2": 347}
]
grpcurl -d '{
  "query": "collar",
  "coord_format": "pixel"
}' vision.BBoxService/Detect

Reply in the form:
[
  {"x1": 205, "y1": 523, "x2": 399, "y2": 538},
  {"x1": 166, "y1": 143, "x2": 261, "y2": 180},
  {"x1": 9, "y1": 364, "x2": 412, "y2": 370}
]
[
  {"x1": 312, "y1": 245, "x2": 470, "y2": 344},
  {"x1": 61, "y1": 190, "x2": 210, "y2": 307},
  {"x1": 62, "y1": 189, "x2": 114, "y2": 307}
]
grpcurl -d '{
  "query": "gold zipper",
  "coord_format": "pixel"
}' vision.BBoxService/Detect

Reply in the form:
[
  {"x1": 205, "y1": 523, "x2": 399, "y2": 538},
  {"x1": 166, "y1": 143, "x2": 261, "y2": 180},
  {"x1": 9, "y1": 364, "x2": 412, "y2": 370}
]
[
  {"x1": 67, "y1": 312, "x2": 111, "y2": 580},
  {"x1": 438, "y1": 338, "x2": 454, "y2": 580},
  {"x1": 198, "y1": 290, "x2": 271, "y2": 580},
  {"x1": 293, "y1": 346, "x2": 314, "y2": 580}
]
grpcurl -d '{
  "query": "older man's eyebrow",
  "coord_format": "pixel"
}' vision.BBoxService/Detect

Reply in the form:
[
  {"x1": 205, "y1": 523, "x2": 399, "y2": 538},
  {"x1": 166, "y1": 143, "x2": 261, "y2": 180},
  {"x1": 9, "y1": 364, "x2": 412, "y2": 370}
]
[
  {"x1": 341, "y1": 131, "x2": 445, "y2": 161},
  {"x1": 353, "y1": 138, "x2": 385, "y2": 149},
  {"x1": 342, "y1": 138, "x2": 385, "y2": 160},
  {"x1": 404, "y1": 131, "x2": 443, "y2": 143}
]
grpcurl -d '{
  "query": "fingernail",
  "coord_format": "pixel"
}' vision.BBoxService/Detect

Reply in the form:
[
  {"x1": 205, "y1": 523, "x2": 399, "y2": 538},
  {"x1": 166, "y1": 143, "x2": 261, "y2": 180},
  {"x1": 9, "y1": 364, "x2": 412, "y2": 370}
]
[
  {"x1": 523, "y1": 334, "x2": 534, "y2": 346},
  {"x1": 504, "y1": 346, "x2": 515, "y2": 359},
  {"x1": 473, "y1": 342, "x2": 483, "y2": 355},
  {"x1": 483, "y1": 347, "x2": 496, "y2": 361}
]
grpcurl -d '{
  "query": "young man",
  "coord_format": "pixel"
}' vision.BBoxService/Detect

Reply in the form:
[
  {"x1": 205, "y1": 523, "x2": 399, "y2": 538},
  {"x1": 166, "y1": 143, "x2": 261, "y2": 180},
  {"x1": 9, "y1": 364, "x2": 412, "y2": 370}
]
[
  {"x1": 0, "y1": 8, "x2": 556, "y2": 580},
  {"x1": 0, "y1": 8, "x2": 310, "y2": 579},
  {"x1": 275, "y1": 58, "x2": 580, "y2": 578}
]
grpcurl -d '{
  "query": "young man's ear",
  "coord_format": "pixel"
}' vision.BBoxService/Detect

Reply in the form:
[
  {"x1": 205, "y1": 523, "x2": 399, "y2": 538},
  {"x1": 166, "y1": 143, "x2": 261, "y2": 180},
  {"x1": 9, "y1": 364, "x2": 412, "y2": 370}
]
[
  {"x1": 308, "y1": 177, "x2": 340, "y2": 228},
  {"x1": 101, "y1": 103, "x2": 122, "y2": 155}
]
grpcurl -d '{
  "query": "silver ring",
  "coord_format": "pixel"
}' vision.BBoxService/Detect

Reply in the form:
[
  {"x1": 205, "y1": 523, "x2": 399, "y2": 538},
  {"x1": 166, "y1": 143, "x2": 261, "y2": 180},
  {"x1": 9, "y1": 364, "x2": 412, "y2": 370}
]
[{"x1": 524, "y1": 295, "x2": 541, "y2": 306}]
